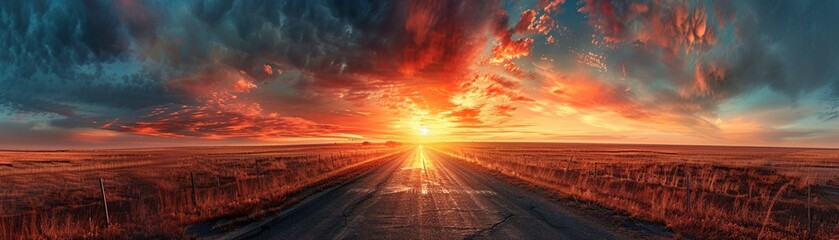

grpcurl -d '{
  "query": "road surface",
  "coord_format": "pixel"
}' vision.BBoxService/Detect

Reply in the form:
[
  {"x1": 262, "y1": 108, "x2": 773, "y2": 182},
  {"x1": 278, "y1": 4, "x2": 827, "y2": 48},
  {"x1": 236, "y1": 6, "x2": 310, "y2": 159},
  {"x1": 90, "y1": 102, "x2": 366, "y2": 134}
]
[{"x1": 245, "y1": 146, "x2": 652, "y2": 239}]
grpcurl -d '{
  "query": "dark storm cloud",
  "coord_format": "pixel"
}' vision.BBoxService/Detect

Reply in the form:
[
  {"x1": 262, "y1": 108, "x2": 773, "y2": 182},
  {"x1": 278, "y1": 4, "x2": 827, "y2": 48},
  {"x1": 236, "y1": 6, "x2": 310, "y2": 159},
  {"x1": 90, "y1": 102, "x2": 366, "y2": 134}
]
[
  {"x1": 743, "y1": 0, "x2": 839, "y2": 97},
  {"x1": 705, "y1": 0, "x2": 839, "y2": 107},
  {"x1": 3, "y1": 0, "x2": 837, "y2": 146},
  {"x1": 0, "y1": 1, "x2": 129, "y2": 73},
  {"x1": 0, "y1": 0, "x2": 174, "y2": 117},
  {"x1": 0, "y1": 0, "x2": 505, "y2": 139},
  {"x1": 168, "y1": 0, "x2": 502, "y2": 86}
]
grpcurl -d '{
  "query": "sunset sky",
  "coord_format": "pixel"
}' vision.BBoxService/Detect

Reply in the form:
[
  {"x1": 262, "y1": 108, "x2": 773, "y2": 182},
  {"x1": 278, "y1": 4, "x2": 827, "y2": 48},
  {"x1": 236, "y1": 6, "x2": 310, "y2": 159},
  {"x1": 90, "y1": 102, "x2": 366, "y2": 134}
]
[{"x1": 1, "y1": 0, "x2": 839, "y2": 149}]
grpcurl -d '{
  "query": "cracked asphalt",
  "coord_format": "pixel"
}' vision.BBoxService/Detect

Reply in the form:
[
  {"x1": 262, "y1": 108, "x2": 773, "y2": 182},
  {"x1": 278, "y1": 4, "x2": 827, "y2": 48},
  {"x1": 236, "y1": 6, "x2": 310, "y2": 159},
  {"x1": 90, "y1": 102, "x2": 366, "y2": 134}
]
[{"x1": 248, "y1": 146, "x2": 643, "y2": 239}]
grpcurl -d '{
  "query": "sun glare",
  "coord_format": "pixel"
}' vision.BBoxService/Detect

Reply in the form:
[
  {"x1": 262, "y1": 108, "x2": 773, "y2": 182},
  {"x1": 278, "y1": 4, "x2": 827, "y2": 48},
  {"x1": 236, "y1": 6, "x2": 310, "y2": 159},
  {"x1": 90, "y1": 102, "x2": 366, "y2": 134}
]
[{"x1": 419, "y1": 126, "x2": 430, "y2": 136}]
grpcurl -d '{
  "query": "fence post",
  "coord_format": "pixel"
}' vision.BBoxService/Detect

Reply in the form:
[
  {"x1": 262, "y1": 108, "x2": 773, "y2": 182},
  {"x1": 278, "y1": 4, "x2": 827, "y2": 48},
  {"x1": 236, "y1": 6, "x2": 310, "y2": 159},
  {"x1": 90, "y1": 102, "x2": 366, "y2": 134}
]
[
  {"x1": 807, "y1": 184, "x2": 811, "y2": 238},
  {"x1": 99, "y1": 178, "x2": 110, "y2": 227},
  {"x1": 255, "y1": 160, "x2": 262, "y2": 191},
  {"x1": 235, "y1": 177, "x2": 242, "y2": 200},
  {"x1": 685, "y1": 168, "x2": 691, "y2": 213},
  {"x1": 566, "y1": 156, "x2": 572, "y2": 173},
  {"x1": 190, "y1": 172, "x2": 197, "y2": 207}
]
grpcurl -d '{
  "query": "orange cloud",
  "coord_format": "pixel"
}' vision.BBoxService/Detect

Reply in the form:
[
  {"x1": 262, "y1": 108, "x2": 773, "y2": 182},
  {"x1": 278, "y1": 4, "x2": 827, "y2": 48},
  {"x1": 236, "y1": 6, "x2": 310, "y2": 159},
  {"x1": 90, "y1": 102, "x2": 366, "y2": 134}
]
[
  {"x1": 396, "y1": 0, "x2": 501, "y2": 78},
  {"x1": 531, "y1": 14, "x2": 556, "y2": 34},
  {"x1": 445, "y1": 108, "x2": 483, "y2": 125},
  {"x1": 439, "y1": 75, "x2": 532, "y2": 127},
  {"x1": 106, "y1": 64, "x2": 360, "y2": 139},
  {"x1": 108, "y1": 103, "x2": 347, "y2": 139},
  {"x1": 488, "y1": 9, "x2": 542, "y2": 68},
  {"x1": 535, "y1": 64, "x2": 722, "y2": 134},
  {"x1": 547, "y1": 71, "x2": 643, "y2": 119},
  {"x1": 490, "y1": 38, "x2": 534, "y2": 65},
  {"x1": 540, "y1": 0, "x2": 566, "y2": 13}
]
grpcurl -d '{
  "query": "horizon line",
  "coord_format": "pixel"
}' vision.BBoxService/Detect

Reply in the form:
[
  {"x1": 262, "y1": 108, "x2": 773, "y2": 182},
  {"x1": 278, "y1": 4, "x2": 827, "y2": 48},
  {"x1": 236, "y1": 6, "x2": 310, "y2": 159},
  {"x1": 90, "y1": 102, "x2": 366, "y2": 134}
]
[{"x1": 2, "y1": 140, "x2": 836, "y2": 152}]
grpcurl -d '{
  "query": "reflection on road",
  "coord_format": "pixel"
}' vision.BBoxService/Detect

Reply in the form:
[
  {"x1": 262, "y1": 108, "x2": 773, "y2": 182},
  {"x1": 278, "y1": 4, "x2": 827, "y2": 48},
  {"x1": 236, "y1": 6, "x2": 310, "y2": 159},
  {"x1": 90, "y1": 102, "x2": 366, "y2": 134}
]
[{"x1": 253, "y1": 145, "x2": 623, "y2": 239}]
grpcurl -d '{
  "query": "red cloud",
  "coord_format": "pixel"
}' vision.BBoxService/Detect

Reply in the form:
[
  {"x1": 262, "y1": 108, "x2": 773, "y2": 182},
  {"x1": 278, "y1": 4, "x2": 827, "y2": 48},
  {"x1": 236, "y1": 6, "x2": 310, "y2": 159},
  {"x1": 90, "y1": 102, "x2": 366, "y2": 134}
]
[
  {"x1": 548, "y1": 71, "x2": 645, "y2": 119},
  {"x1": 106, "y1": 64, "x2": 357, "y2": 139},
  {"x1": 513, "y1": 10, "x2": 537, "y2": 34},
  {"x1": 488, "y1": 8, "x2": 557, "y2": 75},
  {"x1": 489, "y1": 38, "x2": 534, "y2": 65},
  {"x1": 446, "y1": 107, "x2": 483, "y2": 125},
  {"x1": 489, "y1": 9, "x2": 538, "y2": 65},
  {"x1": 109, "y1": 103, "x2": 343, "y2": 139},
  {"x1": 493, "y1": 105, "x2": 517, "y2": 117},
  {"x1": 292, "y1": 0, "x2": 511, "y2": 123},
  {"x1": 396, "y1": 0, "x2": 503, "y2": 78},
  {"x1": 580, "y1": 0, "x2": 718, "y2": 53}
]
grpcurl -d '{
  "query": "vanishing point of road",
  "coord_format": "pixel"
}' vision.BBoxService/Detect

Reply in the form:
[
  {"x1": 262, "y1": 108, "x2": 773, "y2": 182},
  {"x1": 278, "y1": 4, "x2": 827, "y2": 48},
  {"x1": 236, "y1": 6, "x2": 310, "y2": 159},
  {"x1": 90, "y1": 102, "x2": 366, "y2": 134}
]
[{"x1": 242, "y1": 146, "x2": 661, "y2": 239}]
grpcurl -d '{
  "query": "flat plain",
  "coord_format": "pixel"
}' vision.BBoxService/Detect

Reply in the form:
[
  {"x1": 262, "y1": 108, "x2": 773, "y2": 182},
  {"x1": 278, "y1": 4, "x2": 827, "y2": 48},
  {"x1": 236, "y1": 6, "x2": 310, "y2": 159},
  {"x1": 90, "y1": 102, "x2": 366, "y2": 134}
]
[
  {"x1": 1, "y1": 142, "x2": 837, "y2": 239},
  {"x1": 0, "y1": 144, "x2": 408, "y2": 239},
  {"x1": 431, "y1": 142, "x2": 839, "y2": 239}
]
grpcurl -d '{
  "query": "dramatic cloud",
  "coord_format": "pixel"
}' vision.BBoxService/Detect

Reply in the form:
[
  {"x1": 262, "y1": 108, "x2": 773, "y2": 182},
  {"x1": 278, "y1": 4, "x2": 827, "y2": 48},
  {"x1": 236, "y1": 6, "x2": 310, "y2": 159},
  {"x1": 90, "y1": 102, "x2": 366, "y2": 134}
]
[
  {"x1": 556, "y1": 0, "x2": 839, "y2": 138},
  {"x1": 0, "y1": 0, "x2": 507, "y2": 142},
  {"x1": 107, "y1": 104, "x2": 343, "y2": 139},
  {"x1": 1, "y1": 0, "x2": 838, "y2": 148},
  {"x1": 444, "y1": 74, "x2": 532, "y2": 126}
]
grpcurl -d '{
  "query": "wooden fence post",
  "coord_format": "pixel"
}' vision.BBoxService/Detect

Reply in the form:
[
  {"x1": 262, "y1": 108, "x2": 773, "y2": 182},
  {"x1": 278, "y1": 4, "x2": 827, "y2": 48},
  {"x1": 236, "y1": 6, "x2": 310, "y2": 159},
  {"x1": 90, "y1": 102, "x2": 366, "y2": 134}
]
[
  {"x1": 190, "y1": 172, "x2": 197, "y2": 207},
  {"x1": 566, "y1": 156, "x2": 572, "y2": 173},
  {"x1": 99, "y1": 178, "x2": 110, "y2": 227},
  {"x1": 807, "y1": 184, "x2": 812, "y2": 237},
  {"x1": 255, "y1": 160, "x2": 263, "y2": 191},
  {"x1": 235, "y1": 177, "x2": 242, "y2": 200},
  {"x1": 685, "y1": 168, "x2": 691, "y2": 213}
]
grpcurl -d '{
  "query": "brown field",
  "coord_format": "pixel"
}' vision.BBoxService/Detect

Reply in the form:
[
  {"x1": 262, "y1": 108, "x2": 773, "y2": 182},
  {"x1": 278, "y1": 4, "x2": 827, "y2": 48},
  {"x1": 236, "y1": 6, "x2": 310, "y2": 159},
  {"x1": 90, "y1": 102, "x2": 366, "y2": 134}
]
[
  {"x1": 0, "y1": 144, "x2": 409, "y2": 239},
  {"x1": 428, "y1": 142, "x2": 839, "y2": 239},
  {"x1": 2, "y1": 142, "x2": 838, "y2": 239}
]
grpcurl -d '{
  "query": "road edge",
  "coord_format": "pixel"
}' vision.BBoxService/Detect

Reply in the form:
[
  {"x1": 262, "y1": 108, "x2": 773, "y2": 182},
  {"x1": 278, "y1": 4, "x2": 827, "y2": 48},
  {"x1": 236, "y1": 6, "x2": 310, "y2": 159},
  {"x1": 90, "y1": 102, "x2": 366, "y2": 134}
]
[{"x1": 211, "y1": 149, "x2": 412, "y2": 240}]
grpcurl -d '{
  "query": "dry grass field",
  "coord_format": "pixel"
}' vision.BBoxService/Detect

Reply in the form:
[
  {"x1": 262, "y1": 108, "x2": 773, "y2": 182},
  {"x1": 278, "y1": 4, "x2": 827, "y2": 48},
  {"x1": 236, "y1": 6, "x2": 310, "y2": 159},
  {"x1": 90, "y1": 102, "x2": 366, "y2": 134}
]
[
  {"x1": 2, "y1": 142, "x2": 837, "y2": 239},
  {"x1": 0, "y1": 143, "x2": 409, "y2": 239},
  {"x1": 429, "y1": 142, "x2": 839, "y2": 239}
]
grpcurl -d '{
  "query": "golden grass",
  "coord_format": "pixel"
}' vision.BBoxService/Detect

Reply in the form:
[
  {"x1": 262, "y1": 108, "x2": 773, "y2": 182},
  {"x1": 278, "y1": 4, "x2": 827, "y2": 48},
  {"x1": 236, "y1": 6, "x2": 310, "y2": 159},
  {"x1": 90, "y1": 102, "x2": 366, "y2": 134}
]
[
  {"x1": 0, "y1": 144, "x2": 409, "y2": 239},
  {"x1": 428, "y1": 142, "x2": 839, "y2": 240}
]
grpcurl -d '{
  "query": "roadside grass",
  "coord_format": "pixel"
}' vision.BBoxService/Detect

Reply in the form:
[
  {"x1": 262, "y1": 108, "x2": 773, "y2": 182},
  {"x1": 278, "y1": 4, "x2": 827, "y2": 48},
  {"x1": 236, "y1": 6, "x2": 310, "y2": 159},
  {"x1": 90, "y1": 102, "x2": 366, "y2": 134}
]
[
  {"x1": 429, "y1": 143, "x2": 839, "y2": 240},
  {"x1": 0, "y1": 144, "x2": 409, "y2": 239}
]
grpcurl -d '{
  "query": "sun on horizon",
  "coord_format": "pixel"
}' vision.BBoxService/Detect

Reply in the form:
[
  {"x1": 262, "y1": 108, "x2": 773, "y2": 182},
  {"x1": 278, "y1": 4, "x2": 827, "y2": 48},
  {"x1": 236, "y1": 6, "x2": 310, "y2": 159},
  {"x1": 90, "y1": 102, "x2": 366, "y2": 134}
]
[
  {"x1": 1, "y1": 1, "x2": 838, "y2": 239},
  {"x1": 419, "y1": 126, "x2": 430, "y2": 136},
  {"x1": 2, "y1": 0, "x2": 838, "y2": 149}
]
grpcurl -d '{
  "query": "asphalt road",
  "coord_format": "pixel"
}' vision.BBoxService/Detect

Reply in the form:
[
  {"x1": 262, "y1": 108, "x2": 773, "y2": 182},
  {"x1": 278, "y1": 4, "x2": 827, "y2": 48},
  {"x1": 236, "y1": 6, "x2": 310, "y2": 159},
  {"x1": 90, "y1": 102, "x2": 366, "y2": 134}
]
[{"x1": 247, "y1": 146, "x2": 648, "y2": 239}]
